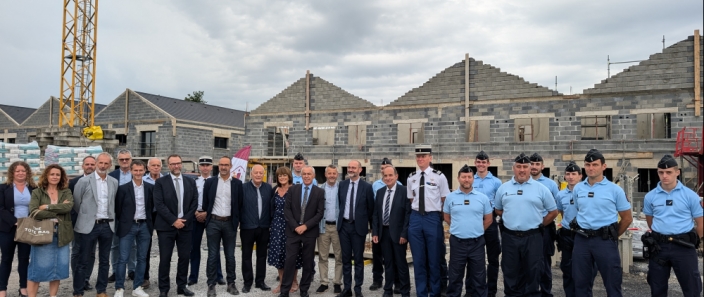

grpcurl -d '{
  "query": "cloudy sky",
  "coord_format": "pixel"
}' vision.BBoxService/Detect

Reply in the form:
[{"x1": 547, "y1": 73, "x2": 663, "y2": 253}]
[{"x1": 0, "y1": 1, "x2": 701, "y2": 111}]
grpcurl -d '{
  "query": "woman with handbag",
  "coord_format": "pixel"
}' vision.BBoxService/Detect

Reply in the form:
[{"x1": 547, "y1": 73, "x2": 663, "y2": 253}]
[
  {"x1": 26, "y1": 164, "x2": 73, "y2": 297},
  {"x1": 0, "y1": 161, "x2": 37, "y2": 297}
]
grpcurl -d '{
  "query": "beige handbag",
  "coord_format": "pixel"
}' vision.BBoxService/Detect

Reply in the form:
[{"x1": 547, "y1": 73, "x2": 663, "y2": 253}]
[{"x1": 14, "y1": 209, "x2": 54, "y2": 245}]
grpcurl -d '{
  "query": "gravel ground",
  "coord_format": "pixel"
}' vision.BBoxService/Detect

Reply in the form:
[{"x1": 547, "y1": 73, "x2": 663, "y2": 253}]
[{"x1": 4, "y1": 235, "x2": 700, "y2": 296}]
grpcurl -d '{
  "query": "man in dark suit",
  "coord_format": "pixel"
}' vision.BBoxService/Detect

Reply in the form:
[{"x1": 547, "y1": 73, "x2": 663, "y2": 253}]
[
  {"x1": 372, "y1": 166, "x2": 411, "y2": 297},
  {"x1": 279, "y1": 166, "x2": 325, "y2": 297},
  {"x1": 69, "y1": 156, "x2": 96, "y2": 292},
  {"x1": 240, "y1": 164, "x2": 273, "y2": 293},
  {"x1": 202, "y1": 156, "x2": 243, "y2": 297},
  {"x1": 337, "y1": 160, "x2": 375, "y2": 297},
  {"x1": 108, "y1": 149, "x2": 136, "y2": 283},
  {"x1": 114, "y1": 160, "x2": 154, "y2": 297},
  {"x1": 153, "y1": 154, "x2": 198, "y2": 297}
]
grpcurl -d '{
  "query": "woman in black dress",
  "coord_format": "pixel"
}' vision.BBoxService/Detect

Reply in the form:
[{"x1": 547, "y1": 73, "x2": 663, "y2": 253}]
[{"x1": 268, "y1": 166, "x2": 302, "y2": 293}]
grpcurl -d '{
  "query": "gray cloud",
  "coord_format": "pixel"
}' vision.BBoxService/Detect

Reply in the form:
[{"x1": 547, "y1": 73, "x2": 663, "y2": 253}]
[{"x1": 0, "y1": 0, "x2": 701, "y2": 111}]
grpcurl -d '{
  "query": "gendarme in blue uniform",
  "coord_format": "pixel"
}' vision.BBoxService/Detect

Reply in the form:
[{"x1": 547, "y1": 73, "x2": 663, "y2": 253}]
[
  {"x1": 572, "y1": 177, "x2": 630, "y2": 230},
  {"x1": 473, "y1": 172, "x2": 502, "y2": 208},
  {"x1": 556, "y1": 187, "x2": 577, "y2": 230},
  {"x1": 643, "y1": 181, "x2": 703, "y2": 235},
  {"x1": 443, "y1": 189, "x2": 492, "y2": 239},
  {"x1": 495, "y1": 178, "x2": 556, "y2": 231}
]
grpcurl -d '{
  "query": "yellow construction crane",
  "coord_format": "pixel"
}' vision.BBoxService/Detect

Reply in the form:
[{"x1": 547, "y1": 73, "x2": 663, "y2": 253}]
[{"x1": 58, "y1": 0, "x2": 102, "y2": 139}]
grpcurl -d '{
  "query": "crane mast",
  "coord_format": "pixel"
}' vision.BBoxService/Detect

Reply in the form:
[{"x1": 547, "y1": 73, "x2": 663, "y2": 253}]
[{"x1": 59, "y1": 0, "x2": 99, "y2": 127}]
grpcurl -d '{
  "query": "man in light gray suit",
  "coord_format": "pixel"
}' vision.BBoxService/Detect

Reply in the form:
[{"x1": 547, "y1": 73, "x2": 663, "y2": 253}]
[{"x1": 72, "y1": 152, "x2": 119, "y2": 297}]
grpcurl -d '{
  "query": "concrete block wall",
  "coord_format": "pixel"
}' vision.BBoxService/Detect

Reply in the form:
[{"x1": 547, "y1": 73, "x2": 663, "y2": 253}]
[
  {"x1": 0, "y1": 112, "x2": 17, "y2": 128},
  {"x1": 310, "y1": 76, "x2": 376, "y2": 111},
  {"x1": 585, "y1": 35, "x2": 703, "y2": 94},
  {"x1": 251, "y1": 78, "x2": 307, "y2": 114},
  {"x1": 95, "y1": 90, "x2": 170, "y2": 124},
  {"x1": 20, "y1": 98, "x2": 62, "y2": 127}
]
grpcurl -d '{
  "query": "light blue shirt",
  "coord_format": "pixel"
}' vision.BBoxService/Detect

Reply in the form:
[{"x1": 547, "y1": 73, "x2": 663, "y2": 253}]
[
  {"x1": 535, "y1": 175, "x2": 559, "y2": 216},
  {"x1": 495, "y1": 177, "x2": 557, "y2": 231},
  {"x1": 555, "y1": 187, "x2": 577, "y2": 229},
  {"x1": 300, "y1": 183, "x2": 312, "y2": 206},
  {"x1": 293, "y1": 172, "x2": 318, "y2": 186},
  {"x1": 373, "y1": 179, "x2": 403, "y2": 200},
  {"x1": 13, "y1": 183, "x2": 31, "y2": 218},
  {"x1": 143, "y1": 173, "x2": 163, "y2": 185},
  {"x1": 473, "y1": 172, "x2": 502, "y2": 208},
  {"x1": 573, "y1": 177, "x2": 631, "y2": 230},
  {"x1": 443, "y1": 189, "x2": 492, "y2": 239},
  {"x1": 643, "y1": 181, "x2": 703, "y2": 235},
  {"x1": 319, "y1": 181, "x2": 340, "y2": 233},
  {"x1": 119, "y1": 170, "x2": 132, "y2": 186}
]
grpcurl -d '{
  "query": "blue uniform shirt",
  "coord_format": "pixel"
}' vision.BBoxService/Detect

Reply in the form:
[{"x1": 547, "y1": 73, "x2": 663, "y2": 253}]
[
  {"x1": 495, "y1": 177, "x2": 557, "y2": 231},
  {"x1": 643, "y1": 181, "x2": 703, "y2": 235},
  {"x1": 473, "y1": 171, "x2": 502, "y2": 208},
  {"x1": 555, "y1": 187, "x2": 577, "y2": 229},
  {"x1": 293, "y1": 172, "x2": 318, "y2": 186},
  {"x1": 372, "y1": 179, "x2": 403, "y2": 200},
  {"x1": 573, "y1": 177, "x2": 631, "y2": 230},
  {"x1": 535, "y1": 175, "x2": 559, "y2": 216},
  {"x1": 443, "y1": 189, "x2": 493, "y2": 239}
]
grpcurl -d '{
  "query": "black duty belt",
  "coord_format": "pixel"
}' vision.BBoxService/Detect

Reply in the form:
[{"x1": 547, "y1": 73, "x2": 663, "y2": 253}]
[
  {"x1": 134, "y1": 219, "x2": 147, "y2": 223},
  {"x1": 500, "y1": 225, "x2": 540, "y2": 237},
  {"x1": 212, "y1": 214, "x2": 230, "y2": 221},
  {"x1": 325, "y1": 221, "x2": 336, "y2": 225}
]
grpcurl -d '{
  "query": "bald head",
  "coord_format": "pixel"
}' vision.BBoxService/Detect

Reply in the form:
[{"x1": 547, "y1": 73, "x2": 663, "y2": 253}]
[
  {"x1": 251, "y1": 164, "x2": 264, "y2": 185},
  {"x1": 147, "y1": 158, "x2": 162, "y2": 177}
]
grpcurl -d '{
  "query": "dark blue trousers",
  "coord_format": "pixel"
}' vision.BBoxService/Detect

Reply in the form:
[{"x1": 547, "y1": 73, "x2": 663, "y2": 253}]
[
  {"x1": 448, "y1": 235, "x2": 486, "y2": 297},
  {"x1": 73, "y1": 222, "x2": 113, "y2": 296},
  {"x1": 647, "y1": 241, "x2": 702, "y2": 297},
  {"x1": 572, "y1": 235, "x2": 622, "y2": 297},
  {"x1": 500, "y1": 231, "x2": 542, "y2": 297},
  {"x1": 466, "y1": 219, "x2": 500, "y2": 296},
  {"x1": 540, "y1": 223, "x2": 556, "y2": 297},
  {"x1": 557, "y1": 232, "x2": 595, "y2": 297},
  {"x1": 340, "y1": 221, "x2": 366, "y2": 295},
  {"x1": 409, "y1": 210, "x2": 443, "y2": 297},
  {"x1": 189, "y1": 220, "x2": 223, "y2": 283}
]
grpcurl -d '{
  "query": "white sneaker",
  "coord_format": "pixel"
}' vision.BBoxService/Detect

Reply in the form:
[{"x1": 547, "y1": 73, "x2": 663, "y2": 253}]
[
  {"x1": 132, "y1": 287, "x2": 149, "y2": 297},
  {"x1": 115, "y1": 288, "x2": 124, "y2": 297}
]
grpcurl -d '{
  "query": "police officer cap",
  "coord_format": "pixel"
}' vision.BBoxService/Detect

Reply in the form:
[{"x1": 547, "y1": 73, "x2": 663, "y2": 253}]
[
  {"x1": 565, "y1": 161, "x2": 581, "y2": 172},
  {"x1": 476, "y1": 150, "x2": 489, "y2": 160},
  {"x1": 458, "y1": 164, "x2": 473, "y2": 174},
  {"x1": 529, "y1": 153, "x2": 543, "y2": 162},
  {"x1": 198, "y1": 156, "x2": 213, "y2": 165},
  {"x1": 381, "y1": 157, "x2": 392, "y2": 165},
  {"x1": 657, "y1": 155, "x2": 678, "y2": 169},
  {"x1": 293, "y1": 152, "x2": 305, "y2": 161},
  {"x1": 584, "y1": 149, "x2": 604, "y2": 163},
  {"x1": 514, "y1": 153, "x2": 530, "y2": 164}
]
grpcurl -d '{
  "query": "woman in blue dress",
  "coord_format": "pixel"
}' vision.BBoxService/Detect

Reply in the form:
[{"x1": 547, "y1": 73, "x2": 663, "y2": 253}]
[{"x1": 268, "y1": 166, "x2": 302, "y2": 294}]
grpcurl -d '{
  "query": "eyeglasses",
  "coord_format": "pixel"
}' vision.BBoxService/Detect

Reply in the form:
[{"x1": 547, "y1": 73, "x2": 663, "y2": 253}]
[
  {"x1": 118, "y1": 158, "x2": 131, "y2": 162},
  {"x1": 169, "y1": 162, "x2": 182, "y2": 166}
]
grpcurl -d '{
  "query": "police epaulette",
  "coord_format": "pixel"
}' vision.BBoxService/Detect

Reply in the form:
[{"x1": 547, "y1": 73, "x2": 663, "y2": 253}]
[
  {"x1": 409, "y1": 171, "x2": 417, "y2": 177},
  {"x1": 433, "y1": 169, "x2": 443, "y2": 175}
]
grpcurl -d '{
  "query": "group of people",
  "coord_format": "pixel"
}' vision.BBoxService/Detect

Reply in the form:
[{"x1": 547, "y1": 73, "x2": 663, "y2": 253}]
[{"x1": 0, "y1": 145, "x2": 701, "y2": 297}]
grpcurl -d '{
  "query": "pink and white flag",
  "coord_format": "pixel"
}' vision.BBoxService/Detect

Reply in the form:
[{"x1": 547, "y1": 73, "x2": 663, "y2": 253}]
[{"x1": 230, "y1": 145, "x2": 251, "y2": 181}]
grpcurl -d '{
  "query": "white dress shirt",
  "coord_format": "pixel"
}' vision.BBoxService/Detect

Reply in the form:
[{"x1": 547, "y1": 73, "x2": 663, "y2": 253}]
[
  {"x1": 171, "y1": 174, "x2": 185, "y2": 218},
  {"x1": 344, "y1": 179, "x2": 359, "y2": 220},
  {"x1": 133, "y1": 181, "x2": 146, "y2": 220},
  {"x1": 212, "y1": 176, "x2": 232, "y2": 217},
  {"x1": 195, "y1": 175, "x2": 211, "y2": 211},
  {"x1": 381, "y1": 184, "x2": 397, "y2": 224},
  {"x1": 95, "y1": 172, "x2": 109, "y2": 219}
]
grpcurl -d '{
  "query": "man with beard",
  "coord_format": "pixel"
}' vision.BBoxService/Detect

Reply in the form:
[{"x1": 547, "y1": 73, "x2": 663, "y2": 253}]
[{"x1": 529, "y1": 153, "x2": 559, "y2": 297}]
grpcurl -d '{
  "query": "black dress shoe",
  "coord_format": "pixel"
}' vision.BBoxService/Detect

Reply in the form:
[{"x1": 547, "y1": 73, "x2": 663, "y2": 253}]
[
  {"x1": 188, "y1": 280, "x2": 197, "y2": 286},
  {"x1": 316, "y1": 284, "x2": 328, "y2": 293},
  {"x1": 333, "y1": 284, "x2": 342, "y2": 293},
  {"x1": 300, "y1": 291, "x2": 310, "y2": 297},
  {"x1": 355, "y1": 293, "x2": 364, "y2": 297},
  {"x1": 241, "y1": 285, "x2": 251, "y2": 293},
  {"x1": 84, "y1": 281, "x2": 93, "y2": 291},
  {"x1": 227, "y1": 283, "x2": 240, "y2": 295},
  {"x1": 382, "y1": 293, "x2": 393, "y2": 297},
  {"x1": 278, "y1": 293, "x2": 289, "y2": 297},
  {"x1": 336, "y1": 289, "x2": 352, "y2": 297},
  {"x1": 217, "y1": 278, "x2": 226, "y2": 285},
  {"x1": 255, "y1": 283, "x2": 271, "y2": 291},
  {"x1": 158, "y1": 293, "x2": 168, "y2": 297},
  {"x1": 207, "y1": 284, "x2": 217, "y2": 297},
  {"x1": 369, "y1": 282, "x2": 382, "y2": 291},
  {"x1": 108, "y1": 273, "x2": 116, "y2": 283},
  {"x1": 18, "y1": 289, "x2": 27, "y2": 297},
  {"x1": 177, "y1": 287, "x2": 195, "y2": 296},
  {"x1": 128, "y1": 271, "x2": 135, "y2": 280}
]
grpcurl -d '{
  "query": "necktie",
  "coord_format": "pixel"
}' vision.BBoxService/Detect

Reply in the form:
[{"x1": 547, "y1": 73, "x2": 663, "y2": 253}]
[
  {"x1": 300, "y1": 186, "x2": 309, "y2": 224},
  {"x1": 257, "y1": 187, "x2": 262, "y2": 219},
  {"x1": 383, "y1": 189, "x2": 392, "y2": 226},
  {"x1": 175, "y1": 177, "x2": 182, "y2": 217},
  {"x1": 419, "y1": 172, "x2": 426, "y2": 215},
  {"x1": 348, "y1": 182, "x2": 356, "y2": 220}
]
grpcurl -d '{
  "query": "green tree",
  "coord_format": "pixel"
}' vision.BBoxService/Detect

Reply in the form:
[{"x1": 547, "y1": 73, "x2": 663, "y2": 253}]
[{"x1": 185, "y1": 91, "x2": 207, "y2": 104}]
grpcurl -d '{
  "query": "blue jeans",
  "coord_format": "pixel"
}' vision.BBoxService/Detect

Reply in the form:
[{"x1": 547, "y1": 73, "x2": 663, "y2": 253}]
[
  {"x1": 73, "y1": 222, "x2": 113, "y2": 295},
  {"x1": 116, "y1": 222, "x2": 151, "y2": 290},
  {"x1": 111, "y1": 233, "x2": 136, "y2": 274}
]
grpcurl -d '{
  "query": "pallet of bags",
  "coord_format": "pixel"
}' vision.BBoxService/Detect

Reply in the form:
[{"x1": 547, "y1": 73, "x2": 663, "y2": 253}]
[{"x1": 45, "y1": 144, "x2": 103, "y2": 167}]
